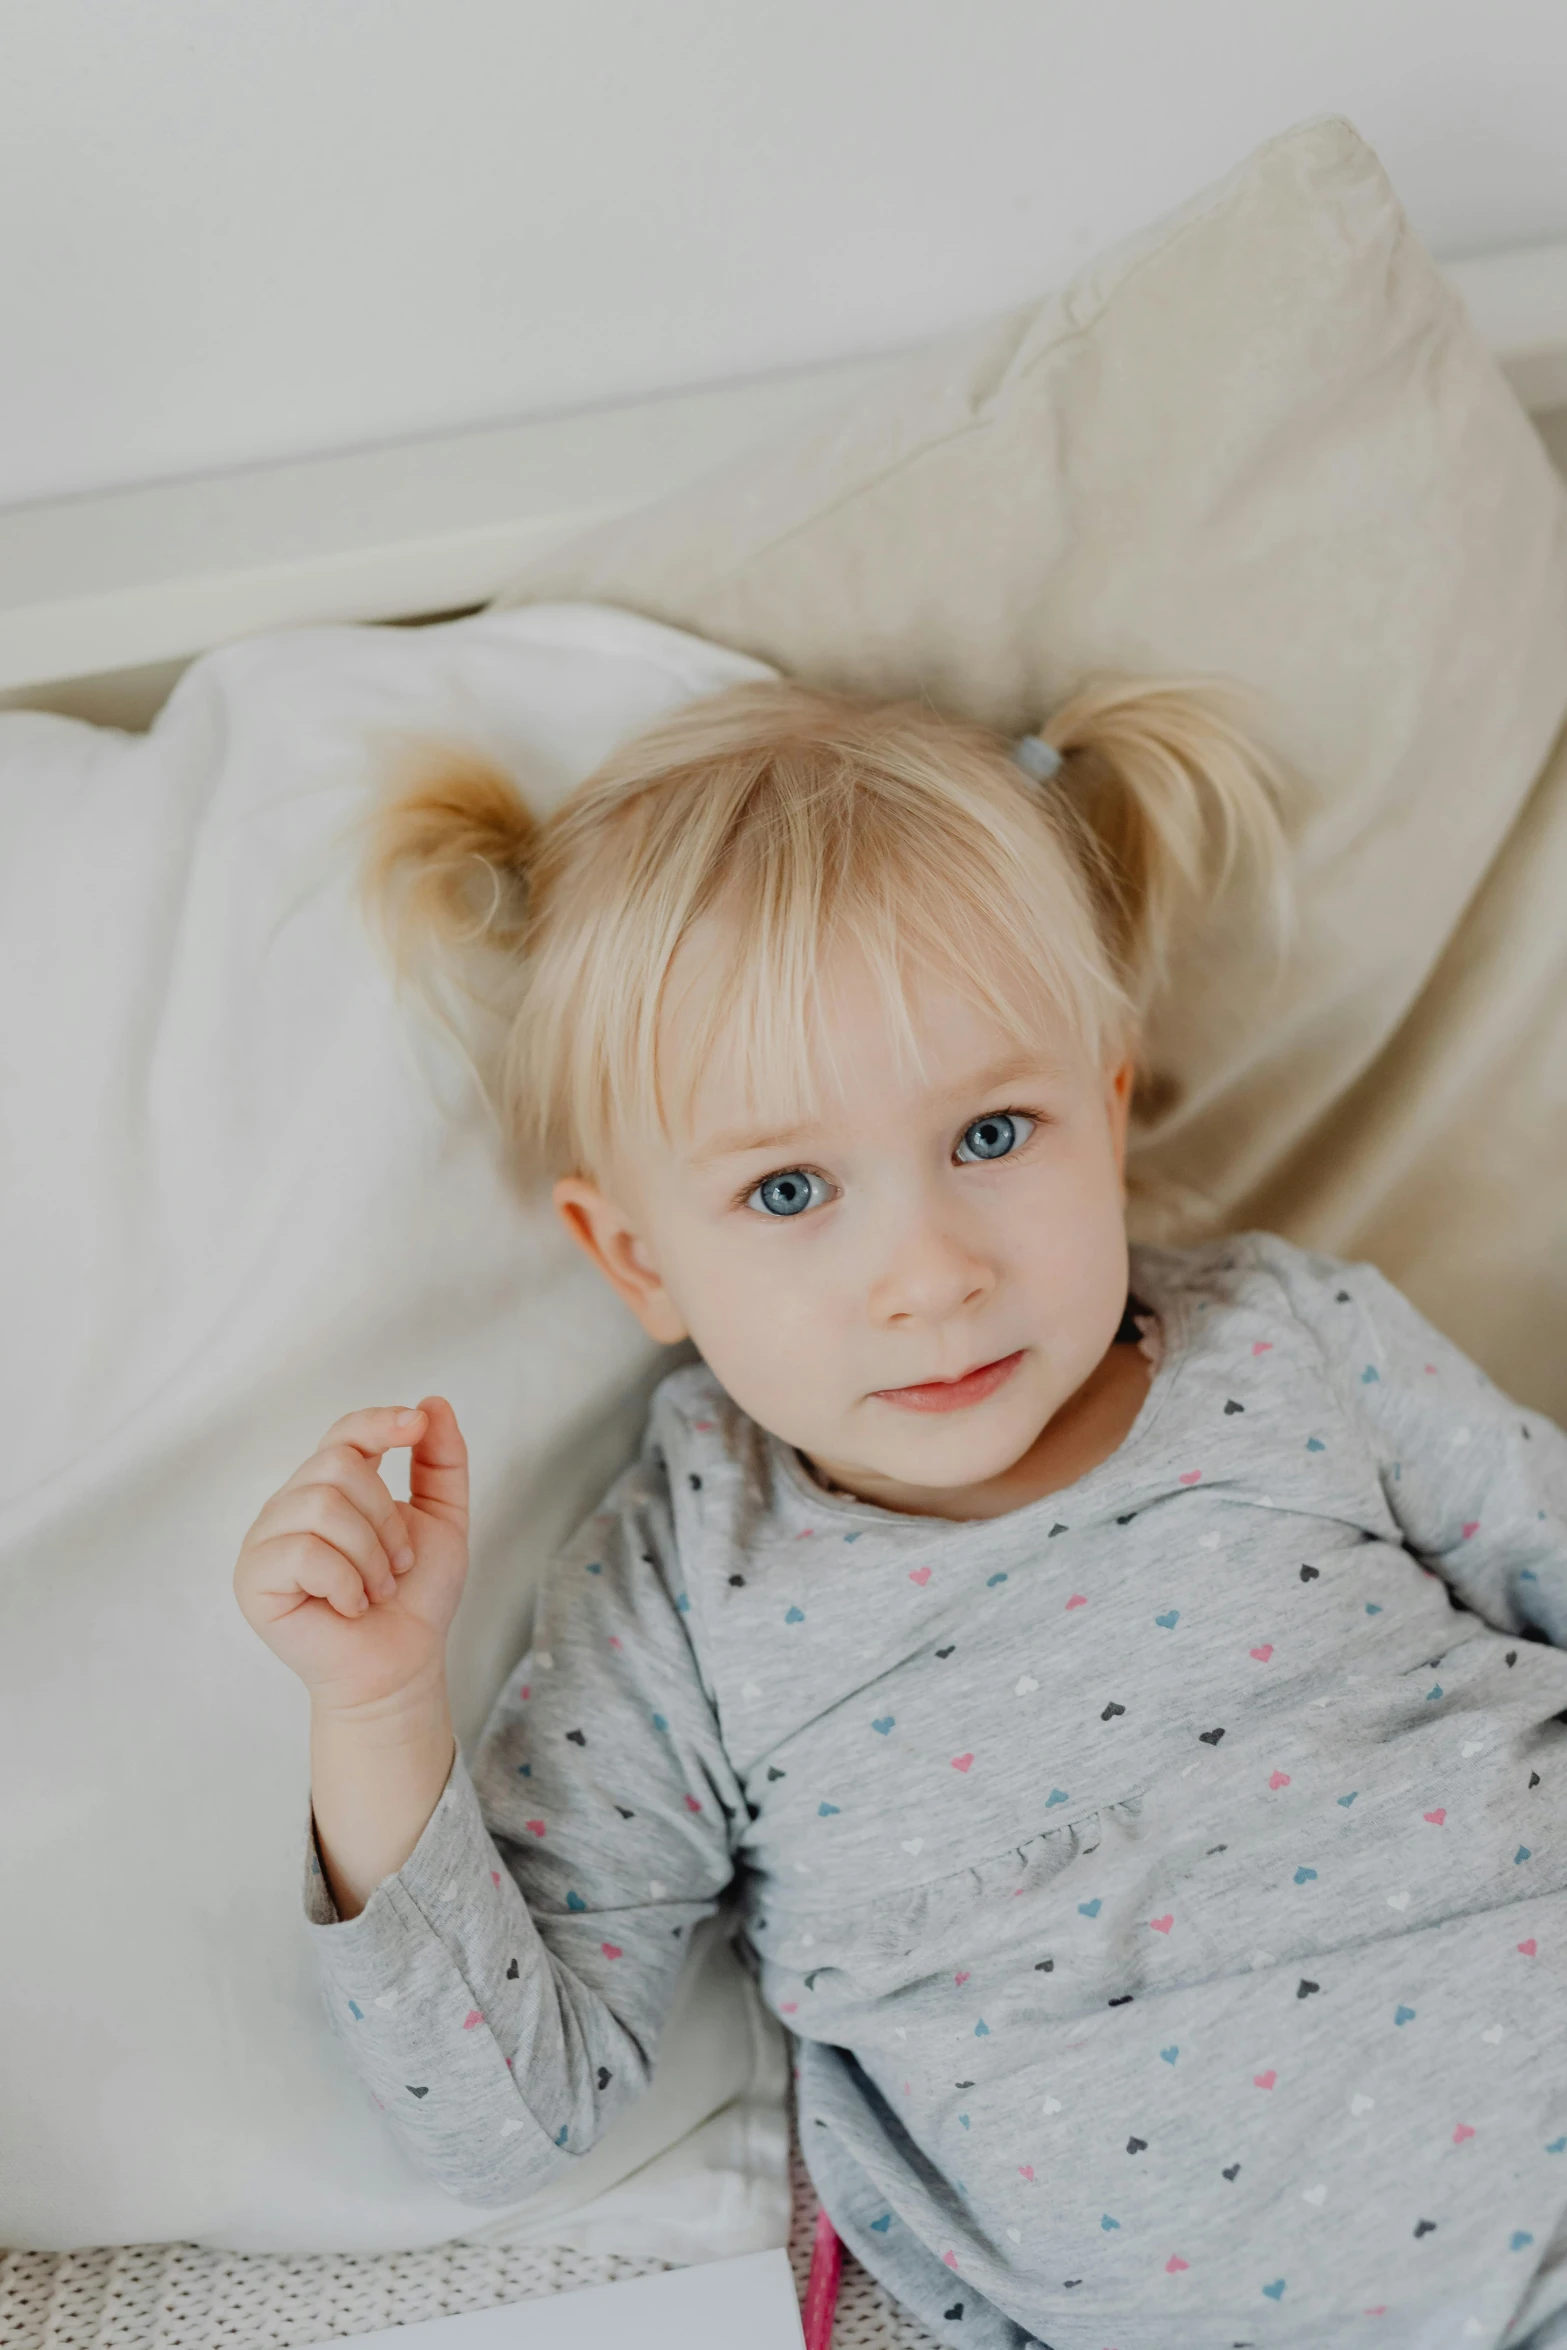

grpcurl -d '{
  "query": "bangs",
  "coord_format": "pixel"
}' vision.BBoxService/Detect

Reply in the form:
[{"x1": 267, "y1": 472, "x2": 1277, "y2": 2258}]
[
  {"x1": 507, "y1": 699, "x2": 1132, "y2": 1180},
  {"x1": 662, "y1": 808, "x2": 1119, "y2": 1148}
]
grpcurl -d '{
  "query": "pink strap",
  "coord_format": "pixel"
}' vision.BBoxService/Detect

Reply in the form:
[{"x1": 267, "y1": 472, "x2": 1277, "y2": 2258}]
[{"x1": 801, "y1": 2205, "x2": 843, "y2": 2350}]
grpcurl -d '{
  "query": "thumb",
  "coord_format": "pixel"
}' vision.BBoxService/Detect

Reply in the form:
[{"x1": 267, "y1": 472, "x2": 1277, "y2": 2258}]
[{"x1": 407, "y1": 1394, "x2": 469, "y2": 1527}]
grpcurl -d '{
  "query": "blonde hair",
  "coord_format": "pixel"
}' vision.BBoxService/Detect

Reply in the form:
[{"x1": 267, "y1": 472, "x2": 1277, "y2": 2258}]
[{"x1": 356, "y1": 674, "x2": 1294, "y2": 1188}]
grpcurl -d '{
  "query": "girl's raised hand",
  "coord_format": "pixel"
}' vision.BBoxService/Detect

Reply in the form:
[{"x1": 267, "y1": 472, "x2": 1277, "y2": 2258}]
[{"x1": 234, "y1": 1397, "x2": 470, "y2": 1716}]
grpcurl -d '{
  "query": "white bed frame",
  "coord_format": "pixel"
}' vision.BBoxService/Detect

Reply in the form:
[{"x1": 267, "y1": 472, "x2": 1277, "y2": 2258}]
[{"x1": 3, "y1": 243, "x2": 1565, "y2": 731}]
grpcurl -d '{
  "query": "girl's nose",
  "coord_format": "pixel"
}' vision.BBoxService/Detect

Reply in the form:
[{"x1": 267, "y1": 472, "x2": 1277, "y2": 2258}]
[{"x1": 867, "y1": 1216, "x2": 997, "y2": 1327}]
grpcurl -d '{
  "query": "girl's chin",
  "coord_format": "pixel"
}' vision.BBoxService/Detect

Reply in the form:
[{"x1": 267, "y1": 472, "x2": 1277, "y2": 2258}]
[{"x1": 821, "y1": 1418, "x2": 1048, "y2": 1505}]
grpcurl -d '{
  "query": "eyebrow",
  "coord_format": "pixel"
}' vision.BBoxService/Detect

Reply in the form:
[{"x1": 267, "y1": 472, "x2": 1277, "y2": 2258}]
[{"x1": 685, "y1": 1053, "x2": 1072, "y2": 1167}]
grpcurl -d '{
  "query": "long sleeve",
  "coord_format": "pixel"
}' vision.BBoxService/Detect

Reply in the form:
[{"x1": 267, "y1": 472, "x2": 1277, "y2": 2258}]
[
  {"x1": 301, "y1": 1431, "x2": 743, "y2": 2207},
  {"x1": 1273, "y1": 1239, "x2": 1567, "y2": 1646}
]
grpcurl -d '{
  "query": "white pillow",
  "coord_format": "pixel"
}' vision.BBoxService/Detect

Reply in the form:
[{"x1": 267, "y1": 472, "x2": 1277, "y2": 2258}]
[{"x1": 0, "y1": 604, "x2": 792, "y2": 2256}]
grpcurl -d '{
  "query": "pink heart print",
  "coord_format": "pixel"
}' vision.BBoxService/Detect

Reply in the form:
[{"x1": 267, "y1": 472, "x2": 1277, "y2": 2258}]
[
  {"x1": 1018, "y1": 2165, "x2": 1035, "y2": 2181},
  {"x1": 1149, "y1": 1915, "x2": 1174, "y2": 1934},
  {"x1": 1268, "y1": 1771, "x2": 1291, "y2": 1790},
  {"x1": 954, "y1": 1971, "x2": 971, "y2": 1986},
  {"x1": 1453, "y1": 2123, "x2": 1476, "y2": 2144},
  {"x1": 490, "y1": 1870, "x2": 501, "y2": 1886},
  {"x1": 1179, "y1": 1471, "x2": 1202, "y2": 1486},
  {"x1": 601, "y1": 1941, "x2": 623, "y2": 1960},
  {"x1": 462, "y1": 2010, "x2": 483, "y2": 2030},
  {"x1": 780, "y1": 2001, "x2": 798, "y2": 2014},
  {"x1": 1254, "y1": 2069, "x2": 1277, "y2": 2090},
  {"x1": 1462, "y1": 1521, "x2": 1480, "y2": 1540},
  {"x1": 909, "y1": 1567, "x2": 932, "y2": 1586},
  {"x1": 1519, "y1": 1939, "x2": 1538, "y2": 1956},
  {"x1": 1065, "y1": 1593, "x2": 1088, "y2": 1610},
  {"x1": 1252, "y1": 1341, "x2": 1273, "y2": 1355},
  {"x1": 943, "y1": 2253, "x2": 958, "y2": 2270},
  {"x1": 1166, "y1": 2255, "x2": 1190, "y2": 2273},
  {"x1": 524, "y1": 1820, "x2": 546, "y2": 1837},
  {"x1": 951, "y1": 1753, "x2": 975, "y2": 1773},
  {"x1": 1424, "y1": 1809, "x2": 1446, "y2": 1825},
  {"x1": 1250, "y1": 1645, "x2": 1274, "y2": 1662}
]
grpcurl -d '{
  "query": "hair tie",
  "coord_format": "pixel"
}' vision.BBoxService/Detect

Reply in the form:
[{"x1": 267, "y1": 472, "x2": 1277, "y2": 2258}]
[{"x1": 1012, "y1": 732, "x2": 1063, "y2": 784}]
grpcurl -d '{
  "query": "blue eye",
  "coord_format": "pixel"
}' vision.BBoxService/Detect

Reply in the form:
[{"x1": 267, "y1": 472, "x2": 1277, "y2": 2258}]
[
  {"x1": 745, "y1": 1168, "x2": 831, "y2": 1218},
  {"x1": 955, "y1": 1111, "x2": 1034, "y2": 1163}
]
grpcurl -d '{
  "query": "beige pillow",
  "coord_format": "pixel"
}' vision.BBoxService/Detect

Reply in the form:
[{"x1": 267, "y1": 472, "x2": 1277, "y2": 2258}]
[{"x1": 500, "y1": 116, "x2": 1567, "y2": 1419}]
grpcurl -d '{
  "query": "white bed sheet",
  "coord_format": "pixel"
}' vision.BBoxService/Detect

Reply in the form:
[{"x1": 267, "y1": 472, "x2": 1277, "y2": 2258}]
[{"x1": 0, "y1": 604, "x2": 791, "y2": 2257}]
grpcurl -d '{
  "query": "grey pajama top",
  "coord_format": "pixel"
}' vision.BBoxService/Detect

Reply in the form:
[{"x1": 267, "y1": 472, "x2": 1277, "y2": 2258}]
[{"x1": 303, "y1": 1231, "x2": 1567, "y2": 2350}]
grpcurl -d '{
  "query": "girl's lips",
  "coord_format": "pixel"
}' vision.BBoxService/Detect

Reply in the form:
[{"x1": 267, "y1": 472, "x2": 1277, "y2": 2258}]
[{"x1": 872, "y1": 1350, "x2": 1024, "y2": 1414}]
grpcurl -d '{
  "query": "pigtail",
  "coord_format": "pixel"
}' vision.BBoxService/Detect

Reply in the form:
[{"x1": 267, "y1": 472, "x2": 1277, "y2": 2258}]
[
  {"x1": 1025, "y1": 675, "x2": 1295, "y2": 1026},
  {"x1": 352, "y1": 744, "x2": 539, "y2": 1130}
]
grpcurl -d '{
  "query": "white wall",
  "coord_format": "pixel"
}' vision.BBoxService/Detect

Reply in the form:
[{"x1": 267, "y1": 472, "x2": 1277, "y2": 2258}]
[{"x1": 2, "y1": 0, "x2": 1565, "y2": 510}]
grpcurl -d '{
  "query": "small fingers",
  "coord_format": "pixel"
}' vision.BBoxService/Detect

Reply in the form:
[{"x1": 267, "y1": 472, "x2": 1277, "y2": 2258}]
[
  {"x1": 258, "y1": 1482, "x2": 399, "y2": 1601},
  {"x1": 315, "y1": 1403, "x2": 427, "y2": 1462},
  {"x1": 303, "y1": 1443, "x2": 416, "y2": 1574},
  {"x1": 282, "y1": 1533, "x2": 376, "y2": 1620},
  {"x1": 406, "y1": 1395, "x2": 469, "y2": 1526}
]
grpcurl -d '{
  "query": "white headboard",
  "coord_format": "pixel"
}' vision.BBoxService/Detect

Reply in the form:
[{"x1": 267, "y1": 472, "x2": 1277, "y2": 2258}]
[{"x1": 3, "y1": 242, "x2": 1565, "y2": 730}]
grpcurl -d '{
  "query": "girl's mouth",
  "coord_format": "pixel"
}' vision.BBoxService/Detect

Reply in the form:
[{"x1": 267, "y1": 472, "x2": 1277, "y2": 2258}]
[{"x1": 872, "y1": 1350, "x2": 1024, "y2": 1414}]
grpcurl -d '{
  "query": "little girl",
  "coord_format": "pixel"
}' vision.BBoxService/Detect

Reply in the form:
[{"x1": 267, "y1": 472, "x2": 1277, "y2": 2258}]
[{"x1": 236, "y1": 673, "x2": 1567, "y2": 2350}]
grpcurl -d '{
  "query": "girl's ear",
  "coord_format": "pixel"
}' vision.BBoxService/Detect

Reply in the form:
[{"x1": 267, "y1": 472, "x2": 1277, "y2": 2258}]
[
  {"x1": 1106, "y1": 1055, "x2": 1136, "y2": 1181},
  {"x1": 552, "y1": 1177, "x2": 690, "y2": 1344}
]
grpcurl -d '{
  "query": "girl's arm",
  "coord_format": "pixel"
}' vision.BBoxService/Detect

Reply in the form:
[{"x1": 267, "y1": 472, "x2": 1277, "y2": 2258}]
[
  {"x1": 302, "y1": 1441, "x2": 742, "y2": 2208},
  {"x1": 1275, "y1": 1243, "x2": 1567, "y2": 1643}
]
